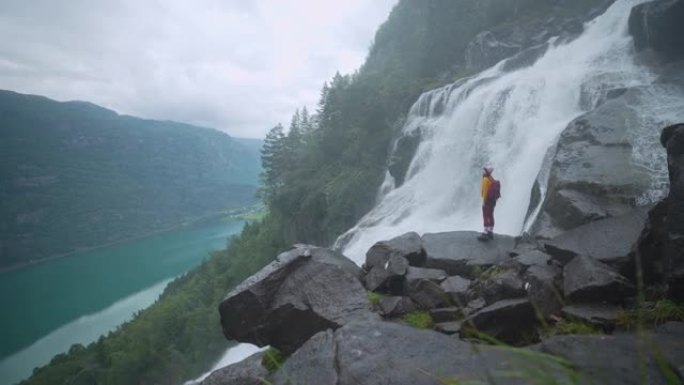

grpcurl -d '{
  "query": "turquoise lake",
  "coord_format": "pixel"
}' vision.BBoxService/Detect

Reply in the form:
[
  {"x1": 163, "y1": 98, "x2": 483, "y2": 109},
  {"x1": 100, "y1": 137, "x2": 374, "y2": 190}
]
[{"x1": 0, "y1": 218, "x2": 245, "y2": 384}]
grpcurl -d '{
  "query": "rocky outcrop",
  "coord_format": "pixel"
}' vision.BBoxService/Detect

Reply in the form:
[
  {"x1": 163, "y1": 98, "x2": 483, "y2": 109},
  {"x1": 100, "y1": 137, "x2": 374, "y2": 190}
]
[
  {"x1": 365, "y1": 231, "x2": 426, "y2": 268},
  {"x1": 543, "y1": 208, "x2": 648, "y2": 270},
  {"x1": 218, "y1": 245, "x2": 377, "y2": 354},
  {"x1": 465, "y1": 1, "x2": 614, "y2": 73},
  {"x1": 634, "y1": 123, "x2": 684, "y2": 300},
  {"x1": 387, "y1": 128, "x2": 422, "y2": 188},
  {"x1": 272, "y1": 320, "x2": 563, "y2": 385},
  {"x1": 528, "y1": 89, "x2": 654, "y2": 238},
  {"x1": 461, "y1": 298, "x2": 538, "y2": 344},
  {"x1": 541, "y1": 331, "x2": 684, "y2": 385},
  {"x1": 423, "y1": 231, "x2": 515, "y2": 277},
  {"x1": 563, "y1": 255, "x2": 635, "y2": 303},
  {"x1": 629, "y1": 0, "x2": 684, "y2": 62}
]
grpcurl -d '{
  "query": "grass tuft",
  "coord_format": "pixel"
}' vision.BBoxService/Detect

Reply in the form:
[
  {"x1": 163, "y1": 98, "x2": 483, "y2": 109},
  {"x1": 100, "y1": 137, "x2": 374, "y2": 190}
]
[
  {"x1": 261, "y1": 347, "x2": 286, "y2": 373},
  {"x1": 402, "y1": 311, "x2": 433, "y2": 329},
  {"x1": 617, "y1": 299, "x2": 684, "y2": 329},
  {"x1": 367, "y1": 291, "x2": 383, "y2": 307}
]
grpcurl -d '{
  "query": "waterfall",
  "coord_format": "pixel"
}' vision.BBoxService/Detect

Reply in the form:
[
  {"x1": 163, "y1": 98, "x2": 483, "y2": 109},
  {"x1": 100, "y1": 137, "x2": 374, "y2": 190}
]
[{"x1": 338, "y1": 0, "x2": 681, "y2": 264}]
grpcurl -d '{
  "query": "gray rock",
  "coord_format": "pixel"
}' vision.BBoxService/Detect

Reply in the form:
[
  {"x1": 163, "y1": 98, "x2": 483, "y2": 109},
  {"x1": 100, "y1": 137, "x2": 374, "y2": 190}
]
[
  {"x1": 633, "y1": 124, "x2": 684, "y2": 298},
  {"x1": 406, "y1": 279, "x2": 450, "y2": 309},
  {"x1": 528, "y1": 89, "x2": 655, "y2": 238},
  {"x1": 200, "y1": 351, "x2": 266, "y2": 385},
  {"x1": 364, "y1": 255, "x2": 408, "y2": 294},
  {"x1": 440, "y1": 276, "x2": 471, "y2": 306},
  {"x1": 365, "y1": 231, "x2": 425, "y2": 268},
  {"x1": 563, "y1": 255, "x2": 635, "y2": 303},
  {"x1": 512, "y1": 249, "x2": 553, "y2": 269},
  {"x1": 270, "y1": 330, "x2": 337, "y2": 385},
  {"x1": 429, "y1": 307, "x2": 463, "y2": 323},
  {"x1": 423, "y1": 231, "x2": 515, "y2": 277},
  {"x1": 219, "y1": 245, "x2": 377, "y2": 354},
  {"x1": 465, "y1": 297, "x2": 486, "y2": 315},
  {"x1": 478, "y1": 269, "x2": 527, "y2": 305},
  {"x1": 561, "y1": 304, "x2": 623, "y2": 330},
  {"x1": 461, "y1": 298, "x2": 538, "y2": 344},
  {"x1": 435, "y1": 321, "x2": 462, "y2": 335},
  {"x1": 629, "y1": 0, "x2": 684, "y2": 62},
  {"x1": 655, "y1": 321, "x2": 684, "y2": 336},
  {"x1": 332, "y1": 321, "x2": 549, "y2": 385},
  {"x1": 543, "y1": 208, "x2": 648, "y2": 268},
  {"x1": 525, "y1": 264, "x2": 563, "y2": 319},
  {"x1": 378, "y1": 296, "x2": 417, "y2": 318},
  {"x1": 541, "y1": 333, "x2": 684, "y2": 385},
  {"x1": 405, "y1": 266, "x2": 448, "y2": 284}
]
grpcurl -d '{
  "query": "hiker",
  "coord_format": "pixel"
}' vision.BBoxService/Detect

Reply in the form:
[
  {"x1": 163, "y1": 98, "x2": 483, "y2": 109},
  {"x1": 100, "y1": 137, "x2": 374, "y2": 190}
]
[{"x1": 478, "y1": 166, "x2": 501, "y2": 241}]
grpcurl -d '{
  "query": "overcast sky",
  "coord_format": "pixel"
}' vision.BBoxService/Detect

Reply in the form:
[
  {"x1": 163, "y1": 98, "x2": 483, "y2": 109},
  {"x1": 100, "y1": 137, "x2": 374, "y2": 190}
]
[{"x1": 0, "y1": 0, "x2": 397, "y2": 138}]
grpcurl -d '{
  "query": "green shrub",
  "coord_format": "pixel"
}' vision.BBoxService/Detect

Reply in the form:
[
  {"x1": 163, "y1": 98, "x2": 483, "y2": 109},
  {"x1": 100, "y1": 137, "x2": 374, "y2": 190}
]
[
  {"x1": 402, "y1": 311, "x2": 433, "y2": 329},
  {"x1": 546, "y1": 320, "x2": 603, "y2": 336},
  {"x1": 367, "y1": 291, "x2": 383, "y2": 307},
  {"x1": 618, "y1": 299, "x2": 684, "y2": 329}
]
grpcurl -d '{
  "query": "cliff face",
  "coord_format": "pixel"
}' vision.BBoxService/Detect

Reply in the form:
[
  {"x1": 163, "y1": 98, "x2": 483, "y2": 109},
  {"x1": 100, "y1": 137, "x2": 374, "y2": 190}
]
[
  {"x1": 528, "y1": 0, "x2": 684, "y2": 237},
  {"x1": 0, "y1": 90, "x2": 260, "y2": 269}
]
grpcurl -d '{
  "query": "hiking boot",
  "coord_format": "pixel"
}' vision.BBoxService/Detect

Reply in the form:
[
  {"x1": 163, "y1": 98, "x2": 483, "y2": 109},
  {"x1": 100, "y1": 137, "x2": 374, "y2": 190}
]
[{"x1": 477, "y1": 233, "x2": 490, "y2": 242}]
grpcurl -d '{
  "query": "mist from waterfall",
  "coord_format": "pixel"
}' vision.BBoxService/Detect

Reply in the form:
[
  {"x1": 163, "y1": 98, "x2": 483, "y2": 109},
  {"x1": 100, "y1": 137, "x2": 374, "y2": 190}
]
[{"x1": 338, "y1": 0, "x2": 675, "y2": 264}]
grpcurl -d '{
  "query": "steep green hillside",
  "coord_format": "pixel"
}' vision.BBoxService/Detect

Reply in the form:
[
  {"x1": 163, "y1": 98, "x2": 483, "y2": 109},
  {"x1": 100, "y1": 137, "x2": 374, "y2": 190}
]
[{"x1": 0, "y1": 90, "x2": 260, "y2": 269}]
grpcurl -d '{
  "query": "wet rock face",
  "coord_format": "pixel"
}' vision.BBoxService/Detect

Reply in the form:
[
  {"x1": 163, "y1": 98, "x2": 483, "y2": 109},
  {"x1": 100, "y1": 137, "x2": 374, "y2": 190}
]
[
  {"x1": 629, "y1": 0, "x2": 684, "y2": 62},
  {"x1": 218, "y1": 245, "x2": 377, "y2": 354},
  {"x1": 634, "y1": 123, "x2": 684, "y2": 300},
  {"x1": 529, "y1": 89, "x2": 653, "y2": 238},
  {"x1": 461, "y1": 298, "x2": 539, "y2": 344},
  {"x1": 387, "y1": 129, "x2": 422, "y2": 188},
  {"x1": 542, "y1": 208, "x2": 648, "y2": 271},
  {"x1": 562, "y1": 255, "x2": 635, "y2": 303}
]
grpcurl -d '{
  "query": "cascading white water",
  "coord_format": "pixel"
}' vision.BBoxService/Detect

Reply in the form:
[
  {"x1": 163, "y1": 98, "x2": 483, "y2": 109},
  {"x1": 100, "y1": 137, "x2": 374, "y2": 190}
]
[{"x1": 338, "y1": 0, "x2": 684, "y2": 264}]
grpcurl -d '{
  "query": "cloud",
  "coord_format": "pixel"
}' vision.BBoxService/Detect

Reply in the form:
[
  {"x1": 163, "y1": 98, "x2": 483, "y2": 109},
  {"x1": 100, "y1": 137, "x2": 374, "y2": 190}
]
[{"x1": 0, "y1": 0, "x2": 397, "y2": 138}]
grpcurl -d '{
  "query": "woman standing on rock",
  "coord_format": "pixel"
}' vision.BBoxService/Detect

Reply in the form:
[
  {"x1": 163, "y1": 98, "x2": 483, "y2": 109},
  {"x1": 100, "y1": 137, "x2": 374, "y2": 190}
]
[{"x1": 478, "y1": 166, "x2": 500, "y2": 241}]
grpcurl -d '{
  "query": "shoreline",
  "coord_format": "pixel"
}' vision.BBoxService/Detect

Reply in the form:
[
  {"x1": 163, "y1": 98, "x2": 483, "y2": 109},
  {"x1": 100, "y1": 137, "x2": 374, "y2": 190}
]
[{"x1": 0, "y1": 211, "x2": 249, "y2": 274}]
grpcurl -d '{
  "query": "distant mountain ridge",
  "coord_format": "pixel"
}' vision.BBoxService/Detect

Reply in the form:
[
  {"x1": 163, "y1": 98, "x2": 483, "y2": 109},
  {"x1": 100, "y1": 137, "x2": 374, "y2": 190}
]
[{"x1": 0, "y1": 89, "x2": 262, "y2": 269}]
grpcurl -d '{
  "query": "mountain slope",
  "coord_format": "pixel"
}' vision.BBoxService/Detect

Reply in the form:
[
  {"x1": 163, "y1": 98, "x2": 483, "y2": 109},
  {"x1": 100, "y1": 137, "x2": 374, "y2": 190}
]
[{"x1": 0, "y1": 90, "x2": 260, "y2": 269}]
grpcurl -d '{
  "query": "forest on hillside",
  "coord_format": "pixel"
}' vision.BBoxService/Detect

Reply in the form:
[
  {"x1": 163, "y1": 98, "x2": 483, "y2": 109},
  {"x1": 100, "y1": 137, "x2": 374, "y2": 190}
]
[{"x1": 0, "y1": 91, "x2": 261, "y2": 269}]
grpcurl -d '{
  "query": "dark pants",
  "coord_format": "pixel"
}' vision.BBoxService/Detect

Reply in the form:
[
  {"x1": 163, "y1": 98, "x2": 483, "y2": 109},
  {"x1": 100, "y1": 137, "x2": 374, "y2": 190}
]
[{"x1": 482, "y1": 202, "x2": 495, "y2": 229}]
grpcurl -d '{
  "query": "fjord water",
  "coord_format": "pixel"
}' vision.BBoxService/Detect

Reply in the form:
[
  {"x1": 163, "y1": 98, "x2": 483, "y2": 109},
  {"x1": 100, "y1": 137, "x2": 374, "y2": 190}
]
[
  {"x1": 0, "y1": 219, "x2": 245, "y2": 385},
  {"x1": 339, "y1": 0, "x2": 684, "y2": 263}
]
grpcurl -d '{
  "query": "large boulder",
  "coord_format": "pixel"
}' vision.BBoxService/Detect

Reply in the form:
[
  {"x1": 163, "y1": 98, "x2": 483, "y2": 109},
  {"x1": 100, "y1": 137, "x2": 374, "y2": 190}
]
[
  {"x1": 634, "y1": 124, "x2": 684, "y2": 300},
  {"x1": 561, "y1": 304, "x2": 623, "y2": 330},
  {"x1": 271, "y1": 320, "x2": 566, "y2": 385},
  {"x1": 377, "y1": 296, "x2": 418, "y2": 318},
  {"x1": 219, "y1": 245, "x2": 377, "y2": 354},
  {"x1": 200, "y1": 351, "x2": 267, "y2": 385},
  {"x1": 629, "y1": 0, "x2": 684, "y2": 62},
  {"x1": 440, "y1": 276, "x2": 472, "y2": 306},
  {"x1": 365, "y1": 231, "x2": 426, "y2": 268},
  {"x1": 525, "y1": 264, "x2": 564, "y2": 319},
  {"x1": 542, "y1": 208, "x2": 648, "y2": 269},
  {"x1": 422, "y1": 231, "x2": 515, "y2": 277},
  {"x1": 563, "y1": 255, "x2": 635, "y2": 303},
  {"x1": 475, "y1": 269, "x2": 527, "y2": 305},
  {"x1": 541, "y1": 333, "x2": 684, "y2": 385},
  {"x1": 528, "y1": 89, "x2": 655, "y2": 238},
  {"x1": 461, "y1": 298, "x2": 539, "y2": 344}
]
